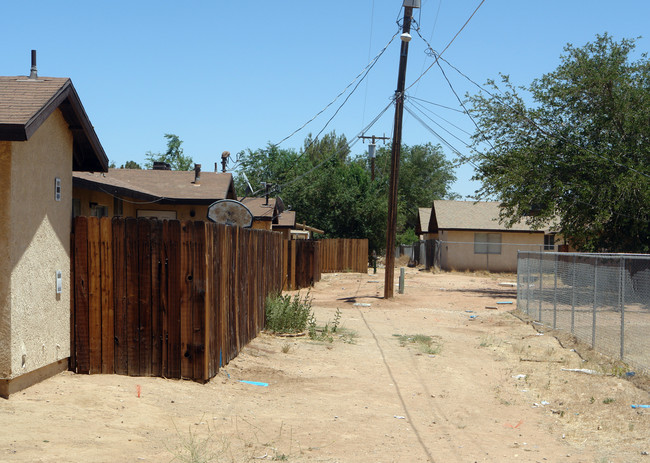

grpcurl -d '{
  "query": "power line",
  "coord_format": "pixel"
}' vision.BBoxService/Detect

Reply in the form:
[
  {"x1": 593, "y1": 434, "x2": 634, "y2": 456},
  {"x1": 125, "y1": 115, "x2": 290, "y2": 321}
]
[
  {"x1": 404, "y1": 102, "x2": 479, "y2": 170},
  {"x1": 408, "y1": 97, "x2": 472, "y2": 136},
  {"x1": 361, "y1": 0, "x2": 376, "y2": 129},
  {"x1": 408, "y1": 98, "x2": 473, "y2": 143},
  {"x1": 405, "y1": 0, "x2": 485, "y2": 91},
  {"x1": 435, "y1": 54, "x2": 650, "y2": 181},
  {"x1": 268, "y1": 100, "x2": 395, "y2": 196},
  {"x1": 273, "y1": 30, "x2": 400, "y2": 148},
  {"x1": 407, "y1": 95, "x2": 464, "y2": 113}
]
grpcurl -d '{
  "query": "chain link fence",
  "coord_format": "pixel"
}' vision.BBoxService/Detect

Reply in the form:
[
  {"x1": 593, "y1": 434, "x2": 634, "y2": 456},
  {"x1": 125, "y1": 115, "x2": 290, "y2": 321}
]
[{"x1": 517, "y1": 251, "x2": 650, "y2": 373}]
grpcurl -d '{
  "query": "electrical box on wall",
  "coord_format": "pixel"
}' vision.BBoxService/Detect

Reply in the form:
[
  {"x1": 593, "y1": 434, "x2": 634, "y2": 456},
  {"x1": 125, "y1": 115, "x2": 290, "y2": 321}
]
[
  {"x1": 55, "y1": 178, "x2": 61, "y2": 201},
  {"x1": 55, "y1": 270, "x2": 62, "y2": 294}
]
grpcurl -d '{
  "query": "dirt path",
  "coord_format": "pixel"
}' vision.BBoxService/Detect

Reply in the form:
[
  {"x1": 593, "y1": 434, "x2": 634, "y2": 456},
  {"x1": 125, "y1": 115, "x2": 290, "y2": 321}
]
[{"x1": 1, "y1": 268, "x2": 648, "y2": 462}]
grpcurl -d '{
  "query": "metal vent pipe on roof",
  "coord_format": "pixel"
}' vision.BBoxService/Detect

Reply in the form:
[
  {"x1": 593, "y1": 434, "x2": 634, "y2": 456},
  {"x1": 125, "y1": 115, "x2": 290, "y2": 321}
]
[{"x1": 29, "y1": 50, "x2": 37, "y2": 79}]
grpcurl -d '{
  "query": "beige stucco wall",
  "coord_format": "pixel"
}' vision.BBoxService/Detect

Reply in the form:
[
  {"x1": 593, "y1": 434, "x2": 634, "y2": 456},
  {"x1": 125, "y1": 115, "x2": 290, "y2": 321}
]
[
  {"x1": 5, "y1": 109, "x2": 73, "y2": 379},
  {"x1": 0, "y1": 142, "x2": 11, "y2": 378},
  {"x1": 439, "y1": 230, "x2": 545, "y2": 273}
]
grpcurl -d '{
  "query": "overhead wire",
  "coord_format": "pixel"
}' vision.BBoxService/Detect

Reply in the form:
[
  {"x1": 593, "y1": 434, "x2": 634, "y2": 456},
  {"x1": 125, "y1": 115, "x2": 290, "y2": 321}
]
[
  {"x1": 434, "y1": 54, "x2": 650, "y2": 181},
  {"x1": 272, "y1": 29, "x2": 400, "y2": 148},
  {"x1": 408, "y1": 97, "x2": 473, "y2": 136},
  {"x1": 405, "y1": 0, "x2": 485, "y2": 91},
  {"x1": 404, "y1": 102, "x2": 479, "y2": 170},
  {"x1": 273, "y1": 99, "x2": 395, "y2": 194},
  {"x1": 407, "y1": 96, "x2": 464, "y2": 113}
]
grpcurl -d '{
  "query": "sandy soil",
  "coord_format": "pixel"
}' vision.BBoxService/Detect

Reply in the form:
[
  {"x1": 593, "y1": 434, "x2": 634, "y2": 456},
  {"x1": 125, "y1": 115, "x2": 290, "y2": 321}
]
[{"x1": 1, "y1": 267, "x2": 649, "y2": 463}]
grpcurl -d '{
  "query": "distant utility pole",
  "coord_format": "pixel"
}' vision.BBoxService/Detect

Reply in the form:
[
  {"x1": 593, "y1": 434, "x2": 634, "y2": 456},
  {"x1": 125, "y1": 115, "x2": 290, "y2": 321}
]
[
  {"x1": 358, "y1": 134, "x2": 390, "y2": 181},
  {"x1": 384, "y1": 0, "x2": 419, "y2": 299}
]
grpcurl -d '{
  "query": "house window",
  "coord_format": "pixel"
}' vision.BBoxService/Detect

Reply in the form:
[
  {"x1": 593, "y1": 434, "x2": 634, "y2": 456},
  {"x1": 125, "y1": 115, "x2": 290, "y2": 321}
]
[
  {"x1": 474, "y1": 233, "x2": 501, "y2": 254},
  {"x1": 137, "y1": 209, "x2": 177, "y2": 220},
  {"x1": 92, "y1": 205, "x2": 109, "y2": 218},
  {"x1": 114, "y1": 197, "x2": 123, "y2": 217},
  {"x1": 544, "y1": 234, "x2": 555, "y2": 251}
]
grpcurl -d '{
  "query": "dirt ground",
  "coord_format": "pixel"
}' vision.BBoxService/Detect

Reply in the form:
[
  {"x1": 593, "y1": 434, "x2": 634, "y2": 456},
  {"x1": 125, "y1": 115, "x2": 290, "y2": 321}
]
[{"x1": 1, "y1": 267, "x2": 649, "y2": 463}]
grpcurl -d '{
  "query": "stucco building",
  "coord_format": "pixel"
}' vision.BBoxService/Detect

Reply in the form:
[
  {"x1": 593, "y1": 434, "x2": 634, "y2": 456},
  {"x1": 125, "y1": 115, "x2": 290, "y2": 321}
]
[
  {"x1": 422, "y1": 200, "x2": 560, "y2": 273},
  {"x1": 0, "y1": 74, "x2": 108, "y2": 397}
]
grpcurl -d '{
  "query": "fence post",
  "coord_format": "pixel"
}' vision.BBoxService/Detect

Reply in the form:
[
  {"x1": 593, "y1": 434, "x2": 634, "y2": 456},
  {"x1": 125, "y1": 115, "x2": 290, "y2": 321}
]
[
  {"x1": 620, "y1": 257, "x2": 625, "y2": 361},
  {"x1": 592, "y1": 257, "x2": 598, "y2": 349},
  {"x1": 553, "y1": 253, "x2": 558, "y2": 330},
  {"x1": 526, "y1": 253, "x2": 530, "y2": 315},
  {"x1": 538, "y1": 252, "x2": 543, "y2": 321},
  {"x1": 571, "y1": 254, "x2": 576, "y2": 334}
]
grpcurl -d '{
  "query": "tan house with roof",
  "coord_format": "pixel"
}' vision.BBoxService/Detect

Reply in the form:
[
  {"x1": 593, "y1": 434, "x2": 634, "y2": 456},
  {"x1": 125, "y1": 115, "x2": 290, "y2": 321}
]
[
  {"x1": 423, "y1": 200, "x2": 559, "y2": 272},
  {"x1": 0, "y1": 72, "x2": 108, "y2": 397},
  {"x1": 239, "y1": 197, "x2": 278, "y2": 230},
  {"x1": 73, "y1": 166, "x2": 237, "y2": 221}
]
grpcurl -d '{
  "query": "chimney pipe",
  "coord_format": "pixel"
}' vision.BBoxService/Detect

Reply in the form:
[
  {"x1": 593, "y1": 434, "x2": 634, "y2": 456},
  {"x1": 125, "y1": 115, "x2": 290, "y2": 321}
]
[
  {"x1": 214, "y1": 162, "x2": 218, "y2": 172},
  {"x1": 29, "y1": 50, "x2": 38, "y2": 79},
  {"x1": 194, "y1": 164, "x2": 201, "y2": 185},
  {"x1": 221, "y1": 151, "x2": 230, "y2": 173}
]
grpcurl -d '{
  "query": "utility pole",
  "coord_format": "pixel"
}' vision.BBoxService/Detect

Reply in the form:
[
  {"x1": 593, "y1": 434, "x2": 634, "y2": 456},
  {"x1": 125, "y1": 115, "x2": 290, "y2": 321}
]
[
  {"x1": 358, "y1": 134, "x2": 390, "y2": 181},
  {"x1": 384, "y1": 0, "x2": 419, "y2": 299}
]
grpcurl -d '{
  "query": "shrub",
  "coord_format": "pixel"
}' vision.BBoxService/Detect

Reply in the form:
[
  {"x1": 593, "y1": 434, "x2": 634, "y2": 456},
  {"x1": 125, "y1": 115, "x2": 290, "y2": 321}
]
[{"x1": 265, "y1": 292, "x2": 313, "y2": 334}]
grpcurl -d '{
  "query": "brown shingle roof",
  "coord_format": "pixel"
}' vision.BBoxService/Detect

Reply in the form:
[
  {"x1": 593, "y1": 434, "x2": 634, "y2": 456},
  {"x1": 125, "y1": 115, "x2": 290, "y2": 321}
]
[
  {"x1": 73, "y1": 169, "x2": 237, "y2": 203},
  {"x1": 275, "y1": 210, "x2": 296, "y2": 228},
  {"x1": 416, "y1": 207, "x2": 431, "y2": 235},
  {"x1": 239, "y1": 197, "x2": 277, "y2": 221},
  {"x1": 0, "y1": 75, "x2": 108, "y2": 171},
  {"x1": 430, "y1": 200, "x2": 550, "y2": 233}
]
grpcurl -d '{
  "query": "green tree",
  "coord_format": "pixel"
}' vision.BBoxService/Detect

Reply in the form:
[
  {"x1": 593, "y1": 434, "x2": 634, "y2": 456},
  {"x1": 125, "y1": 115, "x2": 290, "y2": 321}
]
[
  {"x1": 144, "y1": 134, "x2": 193, "y2": 171},
  {"x1": 374, "y1": 142, "x2": 457, "y2": 232},
  {"x1": 468, "y1": 34, "x2": 650, "y2": 252},
  {"x1": 120, "y1": 160, "x2": 141, "y2": 169},
  {"x1": 235, "y1": 132, "x2": 457, "y2": 252}
]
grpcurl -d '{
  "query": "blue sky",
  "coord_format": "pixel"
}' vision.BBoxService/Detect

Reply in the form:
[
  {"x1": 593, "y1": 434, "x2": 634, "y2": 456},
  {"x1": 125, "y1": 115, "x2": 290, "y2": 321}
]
[{"x1": 2, "y1": 1, "x2": 649, "y2": 198}]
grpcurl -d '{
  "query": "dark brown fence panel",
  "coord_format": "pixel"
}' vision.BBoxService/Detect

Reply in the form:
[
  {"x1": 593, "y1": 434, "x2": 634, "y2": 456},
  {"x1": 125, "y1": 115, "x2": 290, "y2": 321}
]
[
  {"x1": 99, "y1": 218, "x2": 114, "y2": 374},
  {"x1": 71, "y1": 217, "x2": 284, "y2": 384},
  {"x1": 166, "y1": 220, "x2": 182, "y2": 379},
  {"x1": 112, "y1": 218, "x2": 128, "y2": 375},
  {"x1": 319, "y1": 239, "x2": 368, "y2": 273}
]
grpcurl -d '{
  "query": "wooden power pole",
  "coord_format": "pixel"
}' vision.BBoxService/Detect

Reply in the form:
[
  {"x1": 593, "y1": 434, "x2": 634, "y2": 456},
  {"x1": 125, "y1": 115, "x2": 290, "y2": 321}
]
[
  {"x1": 358, "y1": 134, "x2": 390, "y2": 181},
  {"x1": 384, "y1": 1, "x2": 418, "y2": 299}
]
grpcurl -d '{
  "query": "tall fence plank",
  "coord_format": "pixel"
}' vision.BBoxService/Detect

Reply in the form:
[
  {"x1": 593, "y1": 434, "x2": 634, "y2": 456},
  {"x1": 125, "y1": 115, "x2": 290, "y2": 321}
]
[
  {"x1": 87, "y1": 218, "x2": 102, "y2": 374},
  {"x1": 99, "y1": 218, "x2": 114, "y2": 374}
]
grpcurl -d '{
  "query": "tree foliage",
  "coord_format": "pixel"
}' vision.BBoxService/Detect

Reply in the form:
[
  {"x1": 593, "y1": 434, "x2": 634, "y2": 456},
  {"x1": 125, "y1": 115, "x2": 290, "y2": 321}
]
[
  {"x1": 235, "y1": 132, "x2": 457, "y2": 252},
  {"x1": 468, "y1": 34, "x2": 650, "y2": 252},
  {"x1": 144, "y1": 134, "x2": 194, "y2": 171}
]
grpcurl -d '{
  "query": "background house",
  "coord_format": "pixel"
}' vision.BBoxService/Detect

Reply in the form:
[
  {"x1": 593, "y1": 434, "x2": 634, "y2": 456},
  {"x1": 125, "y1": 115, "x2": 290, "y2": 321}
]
[
  {"x1": 425, "y1": 200, "x2": 559, "y2": 272},
  {"x1": 239, "y1": 197, "x2": 278, "y2": 230},
  {"x1": 73, "y1": 166, "x2": 236, "y2": 221},
  {"x1": 0, "y1": 73, "x2": 108, "y2": 398}
]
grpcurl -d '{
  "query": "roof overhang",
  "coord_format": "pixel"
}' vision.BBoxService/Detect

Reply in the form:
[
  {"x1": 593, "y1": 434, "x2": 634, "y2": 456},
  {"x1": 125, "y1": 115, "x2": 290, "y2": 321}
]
[{"x1": 0, "y1": 79, "x2": 108, "y2": 172}]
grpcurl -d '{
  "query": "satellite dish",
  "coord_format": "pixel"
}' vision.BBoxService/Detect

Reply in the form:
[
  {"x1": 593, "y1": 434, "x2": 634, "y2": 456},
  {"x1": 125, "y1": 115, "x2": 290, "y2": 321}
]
[
  {"x1": 276, "y1": 196, "x2": 285, "y2": 214},
  {"x1": 207, "y1": 199, "x2": 253, "y2": 227}
]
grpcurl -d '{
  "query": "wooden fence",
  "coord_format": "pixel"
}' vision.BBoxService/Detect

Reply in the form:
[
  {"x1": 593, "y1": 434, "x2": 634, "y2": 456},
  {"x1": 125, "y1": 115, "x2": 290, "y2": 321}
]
[
  {"x1": 319, "y1": 238, "x2": 368, "y2": 273},
  {"x1": 71, "y1": 217, "x2": 283, "y2": 382},
  {"x1": 283, "y1": 240, "x2": 321, "y2": 290}
]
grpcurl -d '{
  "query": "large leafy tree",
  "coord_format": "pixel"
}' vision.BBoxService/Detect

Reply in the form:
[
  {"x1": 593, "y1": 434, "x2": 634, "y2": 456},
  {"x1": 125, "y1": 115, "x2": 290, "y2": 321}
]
[
  {"x1": 468, "y1": 34, "x2": 650, "y2": 252},
  {"x1": 145, "y1": 133, "x2": 194, "y2": 171},
  {"x1": 235, "y1": 132, "x2": 456, "y2": 251}
]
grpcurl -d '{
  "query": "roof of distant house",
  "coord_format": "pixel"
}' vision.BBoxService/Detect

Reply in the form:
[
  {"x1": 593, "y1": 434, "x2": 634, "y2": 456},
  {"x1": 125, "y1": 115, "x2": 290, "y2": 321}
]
[
  {"x1": 274, "y1": 210, "x2": 296, "y2": 228},
  {"x1": 416, "y1": 207, "x2": 432, "y2": 235},
  {"x1": 239, "y1": 197, "x2": 277, "y2": 221},
  {"x1": 0, "y1": 76, "x2": 107, "y2": 172},
  {"x1": 429, "y1": 200, "x2": 554, "y2": 233},
  {"x1": 73, "y1": 169, "x2": 237, "y2": 204}
]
